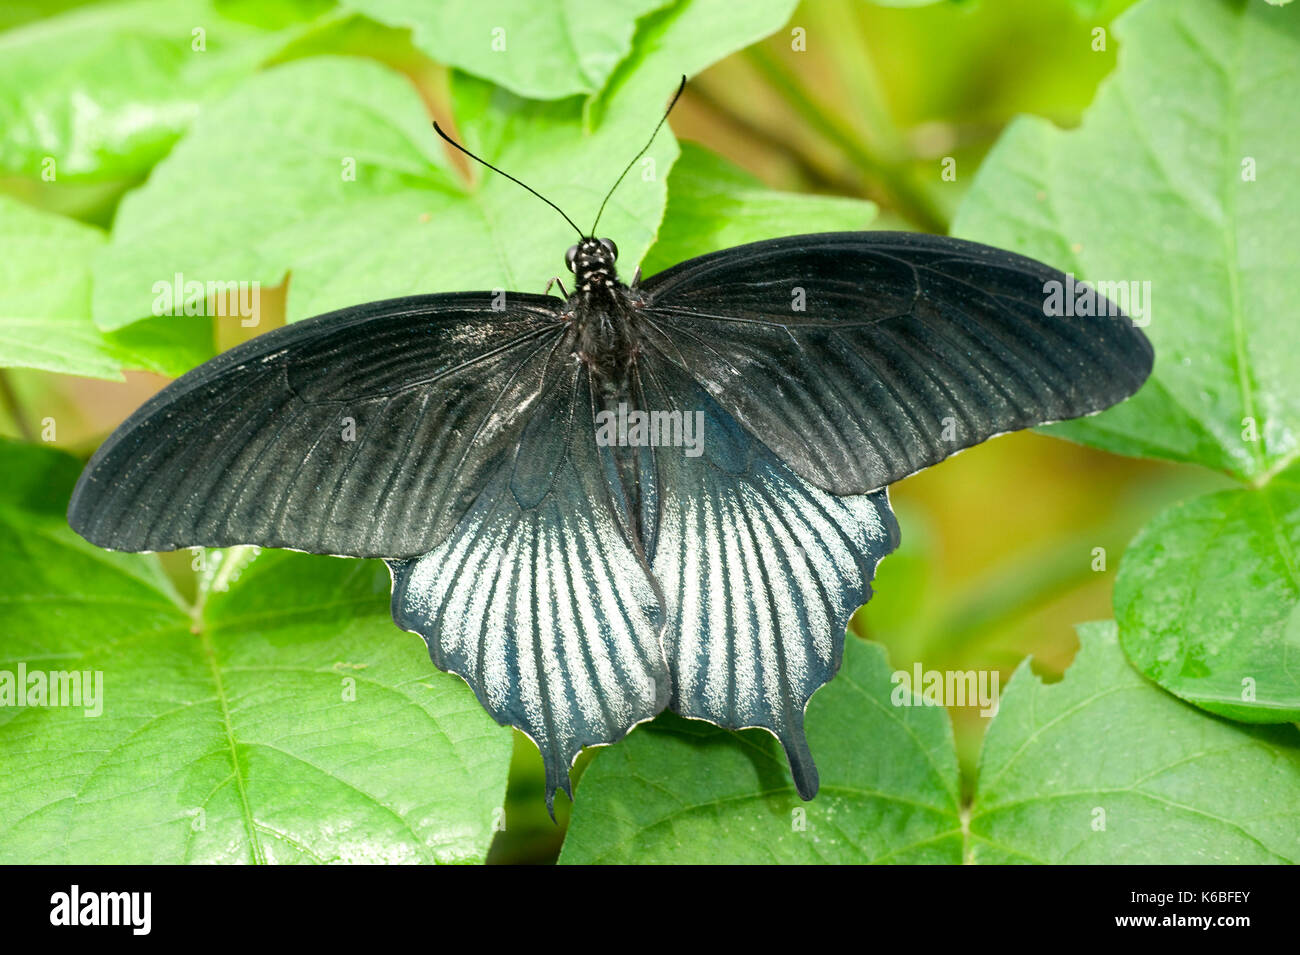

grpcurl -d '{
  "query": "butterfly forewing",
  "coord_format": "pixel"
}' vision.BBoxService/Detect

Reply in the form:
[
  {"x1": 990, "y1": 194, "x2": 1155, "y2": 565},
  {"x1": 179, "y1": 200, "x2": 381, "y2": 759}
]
[
  {"x1": 640, "y1": 231, "x2": 1154, "y2": 496},
  {"x1": 67, "y1": 293, "x2": 569, "y2": 558}
]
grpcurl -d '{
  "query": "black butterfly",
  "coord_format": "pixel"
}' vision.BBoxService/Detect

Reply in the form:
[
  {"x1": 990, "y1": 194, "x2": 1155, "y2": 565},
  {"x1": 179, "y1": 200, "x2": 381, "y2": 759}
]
[{"x1": 68, "y1": 83, "x2": 1153, "y2": 813}]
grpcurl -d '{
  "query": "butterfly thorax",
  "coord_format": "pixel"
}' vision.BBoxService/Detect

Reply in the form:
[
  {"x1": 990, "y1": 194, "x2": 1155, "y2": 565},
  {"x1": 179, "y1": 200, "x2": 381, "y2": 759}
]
[
  {"x1": 571, "y1": 286, "x2": 642, "y2": 399},
  {"x1": 565, "y1": 237, "x2": 644, "y2": 398}
]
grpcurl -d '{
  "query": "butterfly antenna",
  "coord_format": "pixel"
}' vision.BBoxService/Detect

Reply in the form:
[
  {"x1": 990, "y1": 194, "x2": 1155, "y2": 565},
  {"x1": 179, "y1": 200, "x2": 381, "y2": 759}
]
[
  {"x1": 589, "y1": 75, "x2": 687, "y2": 236},
  {"x1": 433, "y1": 120, "x2": 584, "y2": 238}
]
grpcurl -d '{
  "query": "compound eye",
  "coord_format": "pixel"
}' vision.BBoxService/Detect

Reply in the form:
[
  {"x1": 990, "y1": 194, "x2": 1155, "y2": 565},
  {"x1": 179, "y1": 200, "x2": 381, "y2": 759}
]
[
  {"x1": 598, "y1": 237, "x2": 618, "y2": 260},
  {"x1": 565, "y1": 245, "x2": 578, "y2": 273}
]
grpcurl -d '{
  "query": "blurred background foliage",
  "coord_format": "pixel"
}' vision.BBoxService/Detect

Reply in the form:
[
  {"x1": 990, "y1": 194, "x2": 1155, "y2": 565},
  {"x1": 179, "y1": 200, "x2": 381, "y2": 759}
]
[{"x1": 0, "y1": 0, "x2": 1241, "y2": 863}]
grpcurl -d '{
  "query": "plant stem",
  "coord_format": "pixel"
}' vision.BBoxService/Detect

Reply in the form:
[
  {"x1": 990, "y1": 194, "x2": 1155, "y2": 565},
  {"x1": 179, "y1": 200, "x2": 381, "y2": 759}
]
[
  {"x1": 0, "y1": 370, "x2": 34, "y2": 441},
  {"x1": 746, "y1": 45, "x2": 948, "y2": 234},
  {"x1": 686, "y1": 82, "x2": 865, "y2": 197}
]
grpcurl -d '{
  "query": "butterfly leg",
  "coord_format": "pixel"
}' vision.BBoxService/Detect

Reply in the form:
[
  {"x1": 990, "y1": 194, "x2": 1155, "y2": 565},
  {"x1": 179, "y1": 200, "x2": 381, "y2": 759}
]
[{"x1": 544, "y1": 276, "x2": 569, "y2": 299}]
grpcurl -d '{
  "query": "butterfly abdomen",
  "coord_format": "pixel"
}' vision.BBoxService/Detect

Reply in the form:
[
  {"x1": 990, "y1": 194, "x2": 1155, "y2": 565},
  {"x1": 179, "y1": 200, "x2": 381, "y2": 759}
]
[{"x1": 572, "y1": 293, "x2": 645, "y2": 401}]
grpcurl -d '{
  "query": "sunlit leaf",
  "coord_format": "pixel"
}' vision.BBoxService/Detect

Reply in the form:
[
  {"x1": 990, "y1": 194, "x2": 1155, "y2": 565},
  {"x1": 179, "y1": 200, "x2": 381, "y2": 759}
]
[
  {"x1": 338, "y1": 0, "x2": 674, "y2": 99},
  {"x1": 0, "y1": 195, "x2": 208, "y2": 379},
  {"x1": 641, "y1": 141, "x2": 875, "y2": 276},
  {"x1": 0, "y1": 0, "x2": 327, "y2": 181},
  {"x1": 969, "y1": 622, "x2": 1300, "y2": 863},
  {"x1": 953, "y1": 0, "x2": 1300, "y2": 483},
  {"x1": 94, "y1": 0, "x2": 803, "y2": 333},
  {"x1": 0, "y1": 440, "x2": 512, "y2": 864},
  {"x1": 1113, "y1": 462, "x2": 1300, "y2": 723},
  {"x1": 563, "y1": 625, "x2": 1300, "y2": 863}
]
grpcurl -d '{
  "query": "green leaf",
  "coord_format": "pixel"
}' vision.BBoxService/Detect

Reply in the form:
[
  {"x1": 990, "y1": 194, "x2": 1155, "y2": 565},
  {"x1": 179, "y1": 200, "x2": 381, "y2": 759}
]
[
  {"x1": 640, "y1": 141, "x2": 876, "y2": 277},
  {"x1": 562, "y1": 625, "x2": 1300, "y2": 863},
  {"x1": 338, "y1": 0, "x2": 675, "y2": 99},
  {"x1": 94, "y1": 0, "x2": 800, "y2": 332},
  {"x1": 558, "y1": 638, "x2": 965, "y2": 864},
  {"x1": 951, "y1": 0, "x2": 1300, "y2": 483},
  {"x1": 589, "y1": 0, "x2": 796, "y2": 128},
  {"x1": 1113, "y1": 461, "x2": 1300, "y2": 722},
  {"x1": 0, "y1": 440, "x2": 512, "y2": 864},
  {"x1": 969, "y1": 622, "x2": 1300, "y2": 863},
  {"x1": 93, "y1": 57, "x2": 662, "y2": 329},
  {"x1": 0, "y1": 438, "x2": 84, "y2": 513},
  {"x1": 103, "y1": 313, "x2": 219, "y2": 378},
  {"x1": 0, "y1": 195, "x2": 121, "y2": 379},
  {"x1": 0, "y1": 0, "x2": 100, "y2": 32},
  {"x1": 0, "y1": 0, "x2": 326, "y2": 181},
  {"x1": 0, "y1": 195, "x2": 212, "y2": 379}
]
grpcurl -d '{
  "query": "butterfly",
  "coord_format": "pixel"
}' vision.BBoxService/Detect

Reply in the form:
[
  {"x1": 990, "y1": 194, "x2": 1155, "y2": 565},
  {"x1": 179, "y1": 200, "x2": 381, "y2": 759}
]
[{"x1": 67, "y1": 80, "x2": 1153, "y2": 813}]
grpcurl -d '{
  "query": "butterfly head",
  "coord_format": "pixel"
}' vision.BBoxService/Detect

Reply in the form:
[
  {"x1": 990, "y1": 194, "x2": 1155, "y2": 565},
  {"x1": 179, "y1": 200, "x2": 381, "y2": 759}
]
[{"x1": 566, "y1": 237, "x2": 619, "y2": 294}]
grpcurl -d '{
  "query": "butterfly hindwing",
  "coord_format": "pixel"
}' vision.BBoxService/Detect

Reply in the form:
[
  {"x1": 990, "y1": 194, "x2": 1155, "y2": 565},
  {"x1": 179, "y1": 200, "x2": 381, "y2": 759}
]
[
  {"x1": 388, "y1": 364, "x2": 670, "y2": 812},
  {"x1": 636, "y1": 356, "x2": 899, "y2": 798},
  {"x1": 641, "y1": 230, "x2": 1154, "y2": 496},
  {"x1": 67, "y1": 293, "x2": 569, "y2": 558}
]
